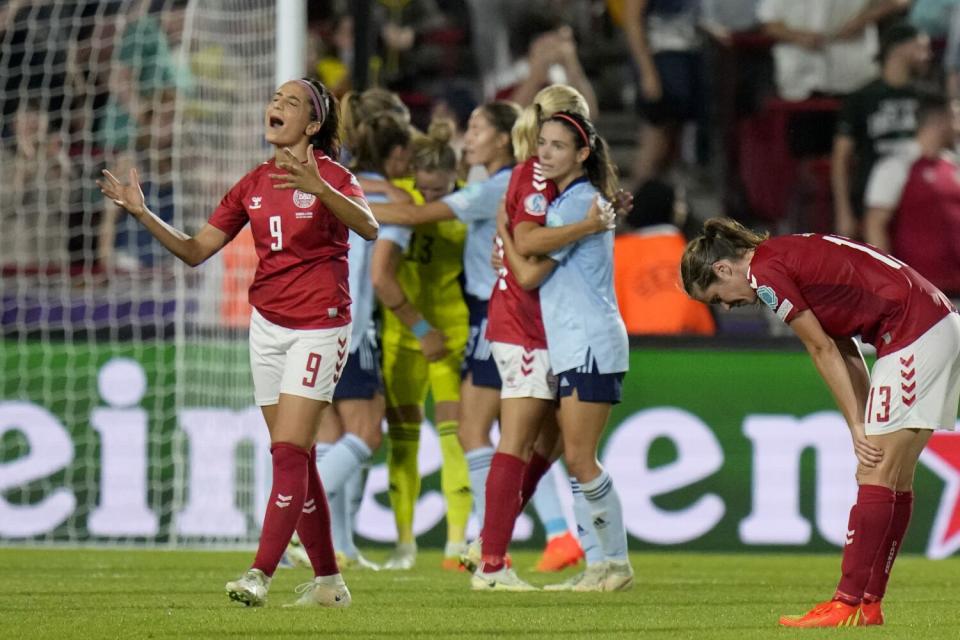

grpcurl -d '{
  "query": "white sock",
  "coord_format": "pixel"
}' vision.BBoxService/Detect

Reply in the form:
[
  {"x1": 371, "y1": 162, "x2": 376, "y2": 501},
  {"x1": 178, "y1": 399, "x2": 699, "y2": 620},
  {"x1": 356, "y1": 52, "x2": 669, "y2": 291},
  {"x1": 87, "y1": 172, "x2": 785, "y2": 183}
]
[
  {"x1": 318, "y1": 433, "x2": 372, "y2": 495},
  {"x1": 570, "y1": 477, "x2": 604, "y2": 565},
  {"x1": 579, "y1": 469, "x2": 628, "y2": 563},
  {"x1": 340, "y1": 464, "x2": 368, "y2": 558},
  {"x1": 531, "y1": 465, "x2": 568, "y2": 540},
  {"x1": 465, "y1": 446, "x2": 494, "y2": 529}
]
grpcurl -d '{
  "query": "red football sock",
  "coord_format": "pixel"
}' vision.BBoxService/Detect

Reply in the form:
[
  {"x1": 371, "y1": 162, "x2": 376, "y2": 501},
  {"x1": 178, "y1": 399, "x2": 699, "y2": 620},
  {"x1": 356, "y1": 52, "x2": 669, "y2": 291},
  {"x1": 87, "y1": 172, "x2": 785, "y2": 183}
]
[
  {"x1": 864, "y1": 490, "x2": 913, "y2": 600},
  {"x1": 519, "y1": 452, "x2": 552, "y2": 512},
  {"x1": 295, "y1": 445, "x2": 339, "y2": 577},
  {"x1": 835, "y1": 484, "x2": 895, "y2": 603},
  {"x1": 480, "y1": 452, "x2": 526, "y2": 573},
  {"x1": 252, "y1": 443, "x2": 310, "y2": 577}
]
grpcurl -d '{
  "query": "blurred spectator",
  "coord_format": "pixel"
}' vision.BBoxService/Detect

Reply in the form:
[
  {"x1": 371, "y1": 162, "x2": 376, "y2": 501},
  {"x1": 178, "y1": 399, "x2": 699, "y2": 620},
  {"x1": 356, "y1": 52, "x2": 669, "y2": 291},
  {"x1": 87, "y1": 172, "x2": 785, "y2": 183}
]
[
  {"x1": 944, "y1": 3, "x2": 960, "y2": 101},
  {"x1": 0, "y1": 99, "x2": 79, "y2": 271},
  {"x1": 863, "y1": 92, "x2": 960, "y2": 297},
  {"x1": 487, "y1": 5, "x2": 598, "y2": 115},
  {"x1": 910, "y1": 0, "x2": 960, "y2": 38},
  {"x1": 623, "y1": 0, "x2": 705, "y2": 188},
  {"x1": 832, "y1": 22, "x2": 930, "y2": 238},
  {"x1": 614, "y1": 178, "x2": 716, "y2": 335},
  {"x1": 757, "y1": 0, "x2": 910, "y2": 101},
  {"x1": 700, "y1": 0, "x2": 759, "y2": 36},
  {"x1": 311, "y1": 12, "x2": 355, "y2": 98},
  {"x1": 372, "y1": 0, "x2": 452, "y2": 93}
]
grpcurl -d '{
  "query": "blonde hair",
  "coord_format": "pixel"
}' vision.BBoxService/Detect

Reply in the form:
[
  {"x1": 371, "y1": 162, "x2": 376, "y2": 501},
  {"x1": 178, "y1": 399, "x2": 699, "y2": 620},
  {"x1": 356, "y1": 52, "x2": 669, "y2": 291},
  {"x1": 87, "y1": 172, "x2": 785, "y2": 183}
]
[
  {"x1": 512, "y1": 84, "x2": 590, "y2": 161},
  {"x1": 412, "y1": 117, "x2": 457, "y2": 174},
  {"x1": 680, "y1": 218, "x2": 769, "y2": 296},
  {"x1": 340, "y1": 88, "x2": 410, "y2": 152}
]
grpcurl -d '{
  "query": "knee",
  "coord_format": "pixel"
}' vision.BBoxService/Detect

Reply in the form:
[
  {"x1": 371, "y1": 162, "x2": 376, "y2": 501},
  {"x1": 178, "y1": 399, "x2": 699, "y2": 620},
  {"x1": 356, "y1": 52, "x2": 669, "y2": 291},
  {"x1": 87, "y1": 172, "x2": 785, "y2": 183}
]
[
  {"x1": 362, "y1": 428, "x2": 382, "y2": 452},
  {"x1": 458, "y1": 422, "x2": 492, "y2": 452},
  {"x1": 563, "y1": 450, "x2": 599, "y2": 482}
]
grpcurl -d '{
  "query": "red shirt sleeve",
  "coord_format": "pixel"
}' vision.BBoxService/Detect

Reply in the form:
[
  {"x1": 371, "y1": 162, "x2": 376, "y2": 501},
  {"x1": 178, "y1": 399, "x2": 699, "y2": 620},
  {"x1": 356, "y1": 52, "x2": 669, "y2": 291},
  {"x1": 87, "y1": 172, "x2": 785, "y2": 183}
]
[
  {"x1": 207, "y1": 177, "x2": 249, "y2": 240},
  {"x1": 512, "y1": 160, "x2": 554, "y2": 227},
  {"x1": 318, "y1": 154, "x2": 366, "y2": 200},
  {"x1": 748, "y1": 247, "x2": 809, "y2": 324}
]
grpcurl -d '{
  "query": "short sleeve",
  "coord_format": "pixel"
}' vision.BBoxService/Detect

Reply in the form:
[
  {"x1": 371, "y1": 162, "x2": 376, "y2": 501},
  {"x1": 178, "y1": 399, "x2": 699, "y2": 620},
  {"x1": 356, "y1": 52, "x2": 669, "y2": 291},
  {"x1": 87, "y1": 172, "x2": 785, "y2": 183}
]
[
  {"x1": 333, "y1": 167, "x2": 366, "y2": 200},
  {"x1": 864, "y1": 154, "x2": 910, "y2": 210},
  {"x1": 377, "y1": 224, "x2": 413, "y2": 251},
  {"x1": 748, "y1": 253, "x2": 809, "y2": 324},
  {"x1": 442, "y1": 181, "x2": 494, "y2": 222},
  {"x1": 207, "y1": 179, "x2": 249, "y2": 240}
]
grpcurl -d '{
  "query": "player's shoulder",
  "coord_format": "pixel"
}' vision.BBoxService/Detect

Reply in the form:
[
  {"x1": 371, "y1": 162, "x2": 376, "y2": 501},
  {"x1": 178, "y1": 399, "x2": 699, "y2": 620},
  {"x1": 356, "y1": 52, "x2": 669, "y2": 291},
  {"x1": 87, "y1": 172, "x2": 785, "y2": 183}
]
[{"x1": 315, "y1": 151, "x2": 357, "y2": 181}]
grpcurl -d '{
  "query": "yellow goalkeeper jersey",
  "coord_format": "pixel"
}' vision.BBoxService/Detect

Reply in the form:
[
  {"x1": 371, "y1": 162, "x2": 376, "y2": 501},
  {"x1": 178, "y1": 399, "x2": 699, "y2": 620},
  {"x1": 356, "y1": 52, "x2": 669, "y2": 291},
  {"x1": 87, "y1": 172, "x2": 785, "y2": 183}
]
[{"x1": 382, "y1": 178, "x2": 469, "y2": 351}]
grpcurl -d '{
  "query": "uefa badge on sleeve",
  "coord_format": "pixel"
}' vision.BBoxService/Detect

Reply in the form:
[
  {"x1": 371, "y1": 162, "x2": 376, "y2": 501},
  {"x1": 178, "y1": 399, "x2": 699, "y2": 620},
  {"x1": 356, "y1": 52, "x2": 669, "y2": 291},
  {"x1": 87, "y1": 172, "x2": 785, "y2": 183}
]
[
  {"x1": 756, "y1": 285, "x2": 778, "y2": 311},
  {"x1": 293, "y1": 189, "x2": 317, "y2": 208},
  {"x1": 523, "y1": 193, "x2": 547, "y2": 217}
]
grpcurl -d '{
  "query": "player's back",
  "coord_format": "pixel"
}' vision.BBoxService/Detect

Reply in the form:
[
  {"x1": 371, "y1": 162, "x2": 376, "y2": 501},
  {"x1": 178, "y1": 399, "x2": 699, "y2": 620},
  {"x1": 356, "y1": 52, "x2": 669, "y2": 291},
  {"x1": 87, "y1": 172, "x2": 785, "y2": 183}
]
[{"x1": 749, "y1": 234, "x2": 955, "y2": 355}]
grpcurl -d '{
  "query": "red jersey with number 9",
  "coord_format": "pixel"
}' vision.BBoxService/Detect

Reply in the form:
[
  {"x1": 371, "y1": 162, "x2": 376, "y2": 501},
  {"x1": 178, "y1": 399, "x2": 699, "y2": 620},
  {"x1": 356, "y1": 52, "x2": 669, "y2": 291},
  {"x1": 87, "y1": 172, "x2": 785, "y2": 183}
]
[
  {"x1": 207, "y1": 150, "x2": 365, "y2": 330},
  {"x1": 486, "y1": 157, "x2": 559, "y2": 349},
  {"x1": 748, "y1": 234, "x2": 956, "y2": 357}
]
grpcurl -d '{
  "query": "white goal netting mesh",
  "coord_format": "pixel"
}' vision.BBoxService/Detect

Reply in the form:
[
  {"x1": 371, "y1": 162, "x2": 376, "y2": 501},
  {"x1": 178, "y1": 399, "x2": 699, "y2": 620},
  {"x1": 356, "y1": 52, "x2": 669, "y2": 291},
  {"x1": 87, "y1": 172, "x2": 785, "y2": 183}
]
[{"x1": 0, "y1": 0, "x2": 275, "y2": 545}]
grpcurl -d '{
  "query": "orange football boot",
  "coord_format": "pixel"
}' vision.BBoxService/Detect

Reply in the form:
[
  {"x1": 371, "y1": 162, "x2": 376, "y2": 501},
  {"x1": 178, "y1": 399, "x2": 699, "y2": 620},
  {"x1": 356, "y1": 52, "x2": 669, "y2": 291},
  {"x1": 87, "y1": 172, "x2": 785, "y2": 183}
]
[
  {"x1": 779, "y1": 599, "x2": 864, "y2": 628},
  {"x1": 861, "y1": 600, "x2": 884, "y2": 626},
  {"x1": 534, "y1": 532, "x2": 584, "y2": 572}
]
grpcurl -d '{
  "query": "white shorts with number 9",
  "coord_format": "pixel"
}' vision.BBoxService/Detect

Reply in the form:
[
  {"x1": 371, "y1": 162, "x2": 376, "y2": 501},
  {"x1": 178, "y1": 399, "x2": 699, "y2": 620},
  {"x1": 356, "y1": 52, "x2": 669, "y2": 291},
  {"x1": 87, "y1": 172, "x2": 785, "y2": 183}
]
[
  {"x1": 865, "y1": 313, "x2": 960, "y2": 436},
  {"x1": 249, "y1": 308, "x2": 351, "y2": 406}
]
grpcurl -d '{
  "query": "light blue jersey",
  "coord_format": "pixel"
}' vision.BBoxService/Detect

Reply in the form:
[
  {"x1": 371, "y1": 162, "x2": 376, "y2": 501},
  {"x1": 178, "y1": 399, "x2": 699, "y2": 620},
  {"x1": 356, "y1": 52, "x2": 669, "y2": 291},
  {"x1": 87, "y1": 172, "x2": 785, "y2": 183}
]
[
  {"x1": 347, "y1": 173, "x2": 391, "y2": 353},
  {"x1": 540, "y1": 178, "x2": 629, "y2": 375},
  {"x1": 440, "y1": 165, "x2": 512, "y2": 300},
  {"x1": 377, "y1": 223, "x2": 413, "y2": 251}
]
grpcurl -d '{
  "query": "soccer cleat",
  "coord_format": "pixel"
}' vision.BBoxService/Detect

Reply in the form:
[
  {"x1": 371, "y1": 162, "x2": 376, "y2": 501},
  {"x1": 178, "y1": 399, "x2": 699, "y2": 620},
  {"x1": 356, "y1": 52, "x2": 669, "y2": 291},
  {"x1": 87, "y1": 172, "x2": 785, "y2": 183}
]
[
  {"x1": 570, "y1": 563, "x2": 610, "y2": 592},
  {"x1": 534, "y1": 532, "x2": 584, "y2": 572},
  {"x1": 470, "y1": 565, "x2": 538, "y2": 592},
  {"x1": 284, "y1": 538, "x2": 312, "y2": 569},
  {"x1": 443, "y1": 541, "x2": 467, "y2": 571},
  {"x1": 602, "y1": 560, "x2": 634, "y2": 592},
  {"x1": 336, "y1": 551, "x2": 381, "y2": 571},
  {"x1": 225, "y1": 568, "x2": 271, "y2": 607},
  {"x1": 442, "y1": 556, "x2": 466, "y2": 571},
  {"x1": 779, "y1": 600, "x2": 864, "y2": 628},
  {"x1": 861, "y1": 600, "x2": 884, "y2": 626},
  {"x1": 285, "y1": 575, "x2": 351, "y2": 608},
  {"x1": 383, "y1": 542, "x2": 417, "y2": 571}
]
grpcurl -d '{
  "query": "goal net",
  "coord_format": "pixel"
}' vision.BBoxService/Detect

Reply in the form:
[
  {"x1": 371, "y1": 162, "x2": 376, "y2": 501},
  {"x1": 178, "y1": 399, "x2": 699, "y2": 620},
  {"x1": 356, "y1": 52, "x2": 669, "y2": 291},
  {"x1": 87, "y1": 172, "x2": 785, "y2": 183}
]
[{"x1": 0, "y1": 0, "x2": 276, "y2": 545}]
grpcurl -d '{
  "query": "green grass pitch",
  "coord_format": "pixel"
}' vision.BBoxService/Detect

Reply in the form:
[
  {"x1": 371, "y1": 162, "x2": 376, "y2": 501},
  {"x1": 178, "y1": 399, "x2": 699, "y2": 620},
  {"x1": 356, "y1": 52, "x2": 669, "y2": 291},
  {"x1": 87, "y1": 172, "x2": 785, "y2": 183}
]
[{"x1": 2, "y1": 548, "x2": 959, "y2": 639}]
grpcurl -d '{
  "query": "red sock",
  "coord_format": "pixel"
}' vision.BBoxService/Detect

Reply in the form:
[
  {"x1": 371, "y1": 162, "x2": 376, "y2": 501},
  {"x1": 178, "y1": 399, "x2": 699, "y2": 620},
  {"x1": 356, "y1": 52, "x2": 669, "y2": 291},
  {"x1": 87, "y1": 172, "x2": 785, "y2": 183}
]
[
  {"x1": 294, "y1": 445, "x2": 339, "y2": 577},
  {"x1": 864, "y1": 490, "x2": 913, "y2": 600},
  {"x1": 252, "y1": 443, "x2": 310, "y2": 577},
  {"x1": 480, "y1": 452, "x2": 526, "y2": 572},
  {"x1": 519, "y1": 452, "x2": 552, "y2": 512},
  {"x1": 835, "y1": 484, "x2": 895, "y2": 603}
]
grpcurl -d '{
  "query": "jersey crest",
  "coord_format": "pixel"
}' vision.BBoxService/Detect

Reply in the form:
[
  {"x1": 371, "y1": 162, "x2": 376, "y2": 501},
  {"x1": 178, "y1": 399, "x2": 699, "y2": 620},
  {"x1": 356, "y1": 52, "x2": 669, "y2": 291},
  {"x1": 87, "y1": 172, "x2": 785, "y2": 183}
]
[
  {"x1": 293, "y1": 189, "x2": 317, "y2": 208},
  {"x1": 523, "y1": 192, "x2": 548, "y2": 217}
]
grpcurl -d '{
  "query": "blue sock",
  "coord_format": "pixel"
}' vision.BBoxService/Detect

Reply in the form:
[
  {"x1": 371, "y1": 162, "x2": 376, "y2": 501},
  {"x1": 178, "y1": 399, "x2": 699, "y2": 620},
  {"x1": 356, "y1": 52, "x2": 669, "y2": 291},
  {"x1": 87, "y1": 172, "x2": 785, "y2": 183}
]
[
  {"x1": 579, "y1": 469, "x2": 628, "y2": 563},
  {"x1": 570, "y1": 477, "x2": 604, "y2": 565},
  {"x1": 318, "y1": 433, "x2": 371, "y2": 495},
  {"x1": 340, "y1": 464, "x2": 368, "y2": 558},
  {"x1": 532, "y1": 465, "x2": 568, "y2": 539},
  {"x1": 465, "y1": 446, "x2": 494, "y2": 529},
  {"x1": 314, "y1": 444, "x2": 347, "y2": 554}
]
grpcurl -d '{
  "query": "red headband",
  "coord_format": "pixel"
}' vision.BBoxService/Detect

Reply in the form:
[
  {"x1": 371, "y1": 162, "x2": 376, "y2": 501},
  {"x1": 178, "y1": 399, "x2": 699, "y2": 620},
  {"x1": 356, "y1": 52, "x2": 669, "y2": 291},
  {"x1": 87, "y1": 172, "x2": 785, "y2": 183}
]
[
  {"x1": 551, "y1": 113, "x2": 590, "y2": 147},
  {"x1": 294, "y1": 79, "x2": 326, "y2": 124}
]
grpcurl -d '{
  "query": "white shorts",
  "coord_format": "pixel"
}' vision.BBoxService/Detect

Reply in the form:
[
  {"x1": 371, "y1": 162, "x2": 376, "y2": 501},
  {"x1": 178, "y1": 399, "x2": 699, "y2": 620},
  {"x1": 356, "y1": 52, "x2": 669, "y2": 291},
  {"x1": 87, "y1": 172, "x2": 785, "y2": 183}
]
[
  {"x1": 491, "y1": 342, "x2": 557, "y2": 401},
  {"x1": 249, "y1": 308, "x2": 351, "y2": 406},
  {"x1": 865, "y1": 313, "x2": 960, "y2": 436}
]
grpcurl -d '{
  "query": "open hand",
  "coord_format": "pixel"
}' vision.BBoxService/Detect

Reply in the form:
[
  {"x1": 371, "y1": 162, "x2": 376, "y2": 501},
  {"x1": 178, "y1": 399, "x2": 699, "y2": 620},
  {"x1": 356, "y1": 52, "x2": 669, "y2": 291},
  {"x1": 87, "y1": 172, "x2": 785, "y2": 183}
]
[
  {"x1": 97, "y1": 167, "x2": 147, "y2": 218},
  {"x1": 585, "y1": 196, "x2": 617, "y2": 233},
  {"x1": 270, "y1": 145, "x2": 329, "y2": 195},
  {"x1": 612, "y1": 189, "x2": 634, "y2": 218}
]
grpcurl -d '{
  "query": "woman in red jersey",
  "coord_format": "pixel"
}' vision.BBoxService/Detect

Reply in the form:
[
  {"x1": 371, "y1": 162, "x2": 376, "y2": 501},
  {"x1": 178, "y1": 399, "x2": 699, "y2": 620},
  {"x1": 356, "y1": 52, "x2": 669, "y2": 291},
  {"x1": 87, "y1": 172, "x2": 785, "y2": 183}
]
[
  {"x1": 98, "y1": 78, "x2": 378, "y2": 608},
  {"x1": 681, "y1": 218, "x2": 960, "y2": 628}
]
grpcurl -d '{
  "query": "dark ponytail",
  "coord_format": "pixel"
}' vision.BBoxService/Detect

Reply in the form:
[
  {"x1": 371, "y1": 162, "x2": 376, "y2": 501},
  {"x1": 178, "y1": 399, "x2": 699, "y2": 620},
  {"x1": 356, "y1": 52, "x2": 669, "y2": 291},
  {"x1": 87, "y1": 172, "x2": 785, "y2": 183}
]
[
  {"x1": 680, "y1": 217, "x2": 769, "y2": 296},
  {"x1": 545, "y1": 111, "x2": 618, "y2": 200},
  {"x1": 302, "y1": 77, "x2": 341, "y2": 159}
]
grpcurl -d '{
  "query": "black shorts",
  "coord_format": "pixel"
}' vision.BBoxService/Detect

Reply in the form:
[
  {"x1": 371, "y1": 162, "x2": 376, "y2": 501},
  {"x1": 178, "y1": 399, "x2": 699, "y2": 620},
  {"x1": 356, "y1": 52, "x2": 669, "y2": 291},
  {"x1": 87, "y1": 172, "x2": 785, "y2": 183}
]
[
  {"x1": 556, "y1": 365, "x2": 625, "y2": 404},
  {"x1": 636, "y1": 51, "x2": 703, "y2": 126},
  {"x1": 333, "y1": 329, "x2": 383, "y2": 400},
  {"x1": 461, "y1": 294, "x2": 502, "y2": 389}
]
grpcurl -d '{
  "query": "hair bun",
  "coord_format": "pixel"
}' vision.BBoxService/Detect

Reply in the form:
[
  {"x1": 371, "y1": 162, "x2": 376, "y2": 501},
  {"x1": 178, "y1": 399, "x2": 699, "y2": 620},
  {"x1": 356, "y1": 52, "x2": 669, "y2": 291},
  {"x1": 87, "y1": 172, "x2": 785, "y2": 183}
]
[{"x1": 426, "y1": 118, "x2": 454, "y2": 145}]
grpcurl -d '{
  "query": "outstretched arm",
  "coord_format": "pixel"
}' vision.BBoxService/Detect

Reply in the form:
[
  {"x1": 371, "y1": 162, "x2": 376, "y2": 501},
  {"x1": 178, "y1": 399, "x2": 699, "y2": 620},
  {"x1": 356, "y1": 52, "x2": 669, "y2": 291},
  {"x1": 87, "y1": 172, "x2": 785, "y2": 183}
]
[
  {"x1": 97, "y1": 168, "x2": 229, "y2": 267},
  {"x1": 790, "y1": 310, "x2": 882, "y2": 468},
  {"x1": 368, "y1": 199, "x2": 456, "y2": 225}
]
